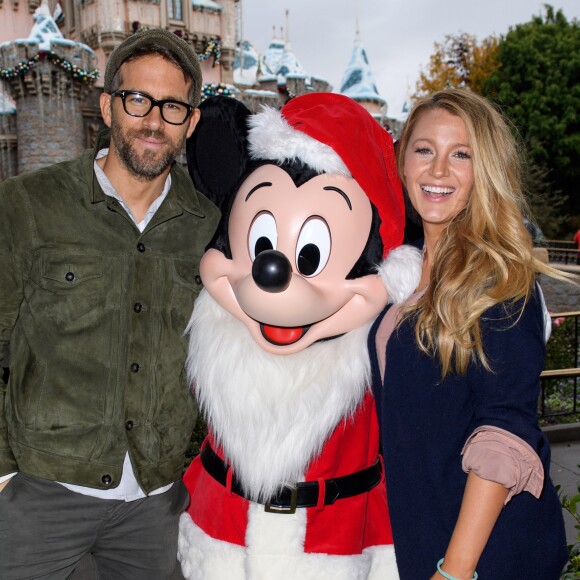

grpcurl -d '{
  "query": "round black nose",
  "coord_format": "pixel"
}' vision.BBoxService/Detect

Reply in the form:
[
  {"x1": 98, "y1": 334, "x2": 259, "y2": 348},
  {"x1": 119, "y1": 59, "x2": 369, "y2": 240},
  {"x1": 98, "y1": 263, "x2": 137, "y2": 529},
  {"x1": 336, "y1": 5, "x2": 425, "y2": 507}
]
[{"x1": 252, "y1": 250, "x2": 292, "y2": 293}]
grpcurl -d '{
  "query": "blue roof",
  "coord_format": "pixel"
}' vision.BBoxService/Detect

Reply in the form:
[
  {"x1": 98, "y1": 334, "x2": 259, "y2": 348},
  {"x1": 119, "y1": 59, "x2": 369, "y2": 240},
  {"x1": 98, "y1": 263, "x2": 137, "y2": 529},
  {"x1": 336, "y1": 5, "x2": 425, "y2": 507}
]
[
  {"x1": 340, "y1": 41, "x2": 386, "y2": 106},
  {"x1": 259, "y1": 37, "x2": 306, "y2": 81},
  {"x1": 234, "y1": 40, "x2": 259, "y2": 85}
]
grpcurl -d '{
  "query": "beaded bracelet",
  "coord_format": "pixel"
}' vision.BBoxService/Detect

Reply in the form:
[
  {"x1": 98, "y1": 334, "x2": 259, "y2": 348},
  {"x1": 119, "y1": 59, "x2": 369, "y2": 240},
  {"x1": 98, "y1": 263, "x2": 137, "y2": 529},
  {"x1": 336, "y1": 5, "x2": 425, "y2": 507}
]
[{"x1": 437, "y1": 558, "x2": 478, "y2": 580}]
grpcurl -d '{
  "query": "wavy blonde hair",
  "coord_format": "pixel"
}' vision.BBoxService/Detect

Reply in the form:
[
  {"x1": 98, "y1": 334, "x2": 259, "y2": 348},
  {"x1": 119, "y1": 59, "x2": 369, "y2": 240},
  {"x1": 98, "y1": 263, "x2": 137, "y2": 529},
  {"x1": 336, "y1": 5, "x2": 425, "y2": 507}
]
[{"x1": 398, "y1": 89, "x2": 558, "y2": 377}]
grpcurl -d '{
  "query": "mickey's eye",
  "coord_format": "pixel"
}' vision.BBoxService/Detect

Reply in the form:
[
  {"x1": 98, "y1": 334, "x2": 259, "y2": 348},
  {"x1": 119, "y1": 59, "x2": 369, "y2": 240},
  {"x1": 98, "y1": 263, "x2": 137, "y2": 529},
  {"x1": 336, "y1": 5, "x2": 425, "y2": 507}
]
[
  {"x1": 296, "y1": 217, "x2": 331, "y2": 277},
  {"x1": 248, "y1": 212, "x2": 277, "y2": 261}
]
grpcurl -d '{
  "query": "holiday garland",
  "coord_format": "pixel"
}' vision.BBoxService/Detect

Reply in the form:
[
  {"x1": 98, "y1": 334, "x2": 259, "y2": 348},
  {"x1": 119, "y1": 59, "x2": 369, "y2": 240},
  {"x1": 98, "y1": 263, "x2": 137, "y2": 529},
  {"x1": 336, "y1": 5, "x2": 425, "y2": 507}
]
[
  {"x1": 201, "y1": 82, "x2": 236, "y2": 100},
  {"x1": 0, "y1": 51, "x2": 100, "y2": 82},
  {"x1": 197, "y1": 36, "x2": 221, "y2": 66},
  {"x1": 1, "y1": 34, "x2": 221, "y2": 82}
]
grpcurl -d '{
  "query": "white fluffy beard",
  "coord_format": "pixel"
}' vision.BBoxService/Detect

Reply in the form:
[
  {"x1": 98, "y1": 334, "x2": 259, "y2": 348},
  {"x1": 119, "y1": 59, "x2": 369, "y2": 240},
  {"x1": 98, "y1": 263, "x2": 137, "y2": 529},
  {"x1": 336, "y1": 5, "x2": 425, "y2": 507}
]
[{"x1": 186, "y1": 290, "x2": 371, "y2": 502}]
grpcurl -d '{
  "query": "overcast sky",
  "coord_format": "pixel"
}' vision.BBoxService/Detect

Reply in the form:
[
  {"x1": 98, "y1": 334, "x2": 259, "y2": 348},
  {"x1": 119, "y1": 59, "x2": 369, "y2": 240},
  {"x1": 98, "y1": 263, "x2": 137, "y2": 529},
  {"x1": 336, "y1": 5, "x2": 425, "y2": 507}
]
[{"x1": 241, "y1": 0, "x2": 580, "y2": 119}]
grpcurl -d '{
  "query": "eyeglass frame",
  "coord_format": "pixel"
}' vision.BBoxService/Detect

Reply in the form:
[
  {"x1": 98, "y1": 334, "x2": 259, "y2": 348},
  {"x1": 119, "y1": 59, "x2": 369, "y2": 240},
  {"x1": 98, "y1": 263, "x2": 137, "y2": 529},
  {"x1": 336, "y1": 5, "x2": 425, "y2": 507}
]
[{"x1": 111, "y1": 90, "x2": 194, "y2": 126}]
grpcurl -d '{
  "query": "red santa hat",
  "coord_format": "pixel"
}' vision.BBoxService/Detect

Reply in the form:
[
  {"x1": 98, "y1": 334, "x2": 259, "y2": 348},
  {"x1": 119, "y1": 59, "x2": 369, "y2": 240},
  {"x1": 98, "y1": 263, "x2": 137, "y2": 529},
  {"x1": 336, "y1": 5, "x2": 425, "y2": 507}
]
[{"x1": 247, "y1": 92, "x2": 405, "y2": 259}]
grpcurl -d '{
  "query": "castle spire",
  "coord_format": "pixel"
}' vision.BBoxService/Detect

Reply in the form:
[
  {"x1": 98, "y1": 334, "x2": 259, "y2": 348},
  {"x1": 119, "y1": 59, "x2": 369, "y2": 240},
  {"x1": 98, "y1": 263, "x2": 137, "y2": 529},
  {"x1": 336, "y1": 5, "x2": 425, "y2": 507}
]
[
  {"x1": 355, "y1": 0, "x2": 361, "y2": 43},
  {"x1": 340, "y1": 2, "x2": 387, "y2": 119}
]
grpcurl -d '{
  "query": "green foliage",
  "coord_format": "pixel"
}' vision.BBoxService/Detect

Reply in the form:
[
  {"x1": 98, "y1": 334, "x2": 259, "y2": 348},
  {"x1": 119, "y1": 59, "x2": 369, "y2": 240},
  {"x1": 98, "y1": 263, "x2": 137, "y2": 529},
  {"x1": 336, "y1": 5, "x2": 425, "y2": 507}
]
[
  {"x1": 546, "y1": 316, "x2": 578, "y2": 370},
  {"x1": 185, "y1": 415, "x2": 207, "y2": 469},
  {"x1": 541, "y1": 316, "x2": 579, "y2": 422},
  {"x1": 523, "y1": 162, "x2": 569, "y2": 239},
  {"x1": 557, "y1": 475, "x2": 580, "y2": 578},
  {"x1": 414, "y1": 33, "x2": 499, "y2": 98},
  {"x1": 482, "y1": 6, "x2": 580, "y2": 219}
]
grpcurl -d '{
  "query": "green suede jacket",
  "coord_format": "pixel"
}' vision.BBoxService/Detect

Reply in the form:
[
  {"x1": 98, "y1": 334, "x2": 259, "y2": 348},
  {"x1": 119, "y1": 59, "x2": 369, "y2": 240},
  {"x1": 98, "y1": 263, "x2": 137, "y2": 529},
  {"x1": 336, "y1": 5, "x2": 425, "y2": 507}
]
[{"x1": 0, "y1": 132, "x2": 219, "y2": 492}]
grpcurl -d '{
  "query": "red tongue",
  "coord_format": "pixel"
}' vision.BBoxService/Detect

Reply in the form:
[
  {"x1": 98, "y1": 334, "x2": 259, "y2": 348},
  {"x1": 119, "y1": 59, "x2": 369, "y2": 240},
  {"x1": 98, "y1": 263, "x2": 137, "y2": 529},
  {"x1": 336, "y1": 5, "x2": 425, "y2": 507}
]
[{"x1": 262, "y1": 325, "x2": 305, "y2": 345}]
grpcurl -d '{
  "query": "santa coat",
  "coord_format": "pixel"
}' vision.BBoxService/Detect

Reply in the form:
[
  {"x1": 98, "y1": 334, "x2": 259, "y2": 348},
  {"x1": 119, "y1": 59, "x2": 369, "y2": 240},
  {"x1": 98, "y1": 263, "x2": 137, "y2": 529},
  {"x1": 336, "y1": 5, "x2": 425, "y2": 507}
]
[
  {"x1": 177, "y1": 291, "x2": 400, "y2": 580},
  {"x1": 179, "y1": 393, "x2": 396, "y2": 579}
]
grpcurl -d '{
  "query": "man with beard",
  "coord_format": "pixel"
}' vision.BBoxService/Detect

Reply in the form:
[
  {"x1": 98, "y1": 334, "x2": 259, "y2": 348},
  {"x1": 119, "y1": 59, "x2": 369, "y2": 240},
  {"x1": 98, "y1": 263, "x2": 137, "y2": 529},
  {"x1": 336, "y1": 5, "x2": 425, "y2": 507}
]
[{"x1": 0, "y1": 29, "x2": 219, "y2": 579}]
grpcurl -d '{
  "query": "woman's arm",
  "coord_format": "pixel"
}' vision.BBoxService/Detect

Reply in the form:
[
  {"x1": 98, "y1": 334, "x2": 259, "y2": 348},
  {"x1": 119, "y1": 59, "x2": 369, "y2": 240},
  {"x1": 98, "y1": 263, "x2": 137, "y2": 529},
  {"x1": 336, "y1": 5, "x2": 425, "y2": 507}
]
[
  {"x1": 429, "y1": 293, "x2": 548, "y2": 579},
  {"x1": 430, "y1": 472, "x2": 509, "y2": 580}
]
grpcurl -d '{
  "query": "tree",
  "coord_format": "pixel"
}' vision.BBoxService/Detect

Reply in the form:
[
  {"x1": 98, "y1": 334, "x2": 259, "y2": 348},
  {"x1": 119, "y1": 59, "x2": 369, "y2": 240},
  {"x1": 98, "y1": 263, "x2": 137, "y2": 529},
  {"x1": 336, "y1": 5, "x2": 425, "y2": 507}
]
[
  {"x1": 522, "y1": 162, "x2": 568, "y2": 239},
  {"x1": 482, "y1": 6, "x2": 580, "y2": 222},
  {"x1": 414, "y1": 33, "x2": 499, "y2": 98}
]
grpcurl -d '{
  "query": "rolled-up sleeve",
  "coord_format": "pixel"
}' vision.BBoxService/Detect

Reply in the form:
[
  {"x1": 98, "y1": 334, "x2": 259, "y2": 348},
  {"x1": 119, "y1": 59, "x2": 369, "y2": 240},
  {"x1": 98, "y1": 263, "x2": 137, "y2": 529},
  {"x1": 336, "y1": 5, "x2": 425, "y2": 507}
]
[
  {"x1": 465, "y1": 290, "x2": 549, "y2": 502},
  {"x1": 462, "y1": 425, "x2": 544, "y2": 504}
]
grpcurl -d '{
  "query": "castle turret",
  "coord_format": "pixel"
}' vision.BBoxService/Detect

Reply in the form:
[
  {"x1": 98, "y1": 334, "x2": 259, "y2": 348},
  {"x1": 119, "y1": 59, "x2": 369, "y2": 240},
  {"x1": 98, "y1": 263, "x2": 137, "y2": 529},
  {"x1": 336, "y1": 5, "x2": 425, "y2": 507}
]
[
  {"x1": 339, "y1": 11, "x2": 387, "y2": 122},
  {"x1": 256, "y1": 11, "x2": 330, "y2": 106},
  {"x1": 0, "y1": 0, "x2": 99, "y2": 174}
]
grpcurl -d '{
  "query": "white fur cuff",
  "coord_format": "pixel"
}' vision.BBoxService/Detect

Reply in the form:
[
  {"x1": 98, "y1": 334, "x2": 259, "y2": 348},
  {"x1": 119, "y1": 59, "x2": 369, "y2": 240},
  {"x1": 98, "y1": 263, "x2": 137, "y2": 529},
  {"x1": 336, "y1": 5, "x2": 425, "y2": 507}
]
[{"x1": 377, "y1": 245, "x2": 422, "y2": 304}]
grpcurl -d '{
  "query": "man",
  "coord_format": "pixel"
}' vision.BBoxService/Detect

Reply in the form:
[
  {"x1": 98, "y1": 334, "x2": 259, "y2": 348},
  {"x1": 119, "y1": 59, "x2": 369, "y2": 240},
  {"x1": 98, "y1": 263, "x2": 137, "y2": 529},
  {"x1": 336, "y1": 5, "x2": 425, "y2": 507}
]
[{"x1": 0, "y1": 28, "x2": 219, "y2": 579}]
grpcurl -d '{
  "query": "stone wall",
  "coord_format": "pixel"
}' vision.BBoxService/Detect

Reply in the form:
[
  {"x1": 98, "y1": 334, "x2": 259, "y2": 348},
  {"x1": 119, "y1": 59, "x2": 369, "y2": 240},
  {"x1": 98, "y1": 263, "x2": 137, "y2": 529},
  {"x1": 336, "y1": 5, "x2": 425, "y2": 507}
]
[
  {"x1": 0, "y1": 42, "x2": 99, "y2": 175},
  {"x1": 0, "y1": 112, "x2": 17, "y2": 181},
  {"x1": 15, "y1": 73, "x2": 86, "y2": 173}
]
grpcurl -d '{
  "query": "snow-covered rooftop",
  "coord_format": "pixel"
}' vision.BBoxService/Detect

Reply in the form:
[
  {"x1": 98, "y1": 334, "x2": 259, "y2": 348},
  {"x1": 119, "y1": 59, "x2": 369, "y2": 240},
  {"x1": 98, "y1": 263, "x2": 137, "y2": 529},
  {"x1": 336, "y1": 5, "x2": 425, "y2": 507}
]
[
  {"x1": 275, "y1": 43, "x2": 306, "y2": 79},
  {"x1": 1, "y1": 0, "x2": 95, "y2": 55},
  {"x1": 192, "y1": 0, "x2": 222, "y2": 11},
  {"x1": 234, "y1": 40, "x2": 259, "y2": 86},
  {"x1": 259, "y1": 36, "x2": 308, "y2": 83},
  {"x1": 340, "y1": 40, "x2": 386, "y2": 107}
]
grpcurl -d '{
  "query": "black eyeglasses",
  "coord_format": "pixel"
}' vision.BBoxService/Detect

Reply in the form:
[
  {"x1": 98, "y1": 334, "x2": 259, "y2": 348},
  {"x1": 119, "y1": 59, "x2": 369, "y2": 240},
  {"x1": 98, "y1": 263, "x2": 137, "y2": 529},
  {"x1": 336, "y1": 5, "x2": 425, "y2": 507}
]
[{"x1": 112, "y1": 90, "x2": 193, "y2": 125}]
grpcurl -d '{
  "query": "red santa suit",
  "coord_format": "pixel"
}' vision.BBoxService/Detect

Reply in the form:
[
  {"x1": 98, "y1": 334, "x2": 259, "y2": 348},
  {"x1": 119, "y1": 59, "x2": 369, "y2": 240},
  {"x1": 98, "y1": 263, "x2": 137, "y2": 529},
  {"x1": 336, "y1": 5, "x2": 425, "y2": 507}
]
[
  {"x1": 178, "y1": 291, "x2": 402, "y2": 580},
  {"x1": 177, "y1": 93, "x2": 422, "y2": 580}
]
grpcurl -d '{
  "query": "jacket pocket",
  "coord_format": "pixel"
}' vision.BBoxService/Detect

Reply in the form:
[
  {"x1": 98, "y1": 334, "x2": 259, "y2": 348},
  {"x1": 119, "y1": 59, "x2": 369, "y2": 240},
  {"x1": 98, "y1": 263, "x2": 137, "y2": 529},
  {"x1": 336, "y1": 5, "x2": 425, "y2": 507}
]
[{"x1": 32, "y1": 255, "x2": 104, "y2": 322}]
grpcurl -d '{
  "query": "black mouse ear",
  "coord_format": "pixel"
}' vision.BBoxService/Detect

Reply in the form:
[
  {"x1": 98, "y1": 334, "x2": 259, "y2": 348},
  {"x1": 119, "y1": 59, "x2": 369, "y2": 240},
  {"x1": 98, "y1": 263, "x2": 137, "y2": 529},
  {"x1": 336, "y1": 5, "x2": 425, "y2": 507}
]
[{"x1": 186, "y1": 96, "x2": 252, "y2": 209}]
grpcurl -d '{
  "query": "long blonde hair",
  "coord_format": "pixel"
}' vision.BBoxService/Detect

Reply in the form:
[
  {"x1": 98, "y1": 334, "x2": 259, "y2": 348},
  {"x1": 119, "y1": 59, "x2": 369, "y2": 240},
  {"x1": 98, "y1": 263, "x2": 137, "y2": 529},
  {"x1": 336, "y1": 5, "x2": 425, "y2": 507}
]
[{"x1": 397, "y1": 89, "x2": 556, "y2": 377}]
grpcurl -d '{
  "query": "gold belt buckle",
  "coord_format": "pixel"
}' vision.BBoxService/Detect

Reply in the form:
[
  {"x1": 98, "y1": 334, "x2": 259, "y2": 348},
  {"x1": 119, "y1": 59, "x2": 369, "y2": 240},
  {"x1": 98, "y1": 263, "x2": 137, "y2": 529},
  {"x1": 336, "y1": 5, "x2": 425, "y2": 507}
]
[{"x1": 264, "y1": 487, "x2": 298, "y2": 514}]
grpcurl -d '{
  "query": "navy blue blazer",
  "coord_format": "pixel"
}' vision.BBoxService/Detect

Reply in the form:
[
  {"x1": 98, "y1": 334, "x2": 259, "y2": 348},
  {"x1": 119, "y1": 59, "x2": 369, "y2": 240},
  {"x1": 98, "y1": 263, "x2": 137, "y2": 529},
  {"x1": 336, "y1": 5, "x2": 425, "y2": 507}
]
[{"x1": 369, "y1": 289, "x2": 568, "y2": 579}]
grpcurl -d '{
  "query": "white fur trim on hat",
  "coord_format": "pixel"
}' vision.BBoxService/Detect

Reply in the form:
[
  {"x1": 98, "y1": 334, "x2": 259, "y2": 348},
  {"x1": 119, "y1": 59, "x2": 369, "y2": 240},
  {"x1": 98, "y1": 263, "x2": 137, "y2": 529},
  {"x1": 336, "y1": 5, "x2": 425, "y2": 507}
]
[
  {"x1": 377, "y1": 245, "x2": 422, "y2": 304},
  {"x1": 247, "y1": 106, "x2": 351, "y2": 176}
]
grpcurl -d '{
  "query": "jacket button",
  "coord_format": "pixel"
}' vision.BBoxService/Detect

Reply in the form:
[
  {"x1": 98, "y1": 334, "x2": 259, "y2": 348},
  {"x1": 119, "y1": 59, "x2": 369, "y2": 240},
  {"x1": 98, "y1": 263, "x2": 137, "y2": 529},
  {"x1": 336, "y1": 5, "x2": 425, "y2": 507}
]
[
  {"x1": 194, "y1": 275, "x2": 202, "y2": 285},
  {"x1": 65, "y1": 272, "x2": 75, "y2": 282},
  {"x1": 125, "y1": 420, "x2": 134, "y2": 431},
  {"x1": 130, "y1": 362, "x2": 140, "y2": 373},
  {"x1": 136, "y1": 242, "x2": 146, "y2": 253},
  {"x1": 133, "y1": 303, "x2": 142, "y2": 313},
  {"x1": 102, "y1": 474, "x2": 112, "y2": 486}
]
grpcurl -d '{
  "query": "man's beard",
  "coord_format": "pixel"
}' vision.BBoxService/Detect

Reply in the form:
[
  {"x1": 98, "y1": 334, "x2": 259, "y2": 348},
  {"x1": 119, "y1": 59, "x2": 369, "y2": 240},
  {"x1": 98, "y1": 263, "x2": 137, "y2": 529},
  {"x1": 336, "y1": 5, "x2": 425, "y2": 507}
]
[{"x1": 111, "y1": 118, "x2": 184, "y2": 180}]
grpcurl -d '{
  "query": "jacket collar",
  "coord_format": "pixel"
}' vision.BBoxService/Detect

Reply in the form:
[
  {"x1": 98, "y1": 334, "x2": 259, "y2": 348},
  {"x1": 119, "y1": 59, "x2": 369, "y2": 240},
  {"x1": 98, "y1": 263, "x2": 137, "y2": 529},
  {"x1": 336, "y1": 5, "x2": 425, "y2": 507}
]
[{"x1": 89, "y1": 129, "x2": 206, "y2": 218}]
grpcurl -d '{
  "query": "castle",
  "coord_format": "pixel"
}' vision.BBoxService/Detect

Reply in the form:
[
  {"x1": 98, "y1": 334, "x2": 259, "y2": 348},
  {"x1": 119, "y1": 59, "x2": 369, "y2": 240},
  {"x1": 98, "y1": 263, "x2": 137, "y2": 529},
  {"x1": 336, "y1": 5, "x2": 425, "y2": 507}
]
[{"x1": 0, "y1": 0, "x2": 398, "y2": 180}]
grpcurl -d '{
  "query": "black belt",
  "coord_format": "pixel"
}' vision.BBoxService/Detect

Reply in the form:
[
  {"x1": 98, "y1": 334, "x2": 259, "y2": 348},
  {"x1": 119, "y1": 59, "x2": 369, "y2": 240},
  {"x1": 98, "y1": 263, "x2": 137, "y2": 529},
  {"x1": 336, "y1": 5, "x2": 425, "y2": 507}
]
[{"x1": 200, "y1": 443, "x2": 382, "y2": 514}]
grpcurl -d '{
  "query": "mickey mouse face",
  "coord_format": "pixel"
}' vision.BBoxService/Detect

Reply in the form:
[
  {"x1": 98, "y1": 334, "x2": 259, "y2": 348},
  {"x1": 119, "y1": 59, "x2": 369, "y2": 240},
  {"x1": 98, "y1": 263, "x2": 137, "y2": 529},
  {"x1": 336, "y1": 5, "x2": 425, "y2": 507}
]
[{"x1": 199, "y1": 164, "x2": 389, "y2": 354}]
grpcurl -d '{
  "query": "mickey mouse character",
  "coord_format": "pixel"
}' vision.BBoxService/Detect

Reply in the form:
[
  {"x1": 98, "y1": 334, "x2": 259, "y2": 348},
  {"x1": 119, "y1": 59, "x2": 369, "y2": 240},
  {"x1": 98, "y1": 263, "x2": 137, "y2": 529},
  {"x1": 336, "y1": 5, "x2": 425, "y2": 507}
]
[{"x1": 178, "y1": 93, "x2": 421, "y2": 580}]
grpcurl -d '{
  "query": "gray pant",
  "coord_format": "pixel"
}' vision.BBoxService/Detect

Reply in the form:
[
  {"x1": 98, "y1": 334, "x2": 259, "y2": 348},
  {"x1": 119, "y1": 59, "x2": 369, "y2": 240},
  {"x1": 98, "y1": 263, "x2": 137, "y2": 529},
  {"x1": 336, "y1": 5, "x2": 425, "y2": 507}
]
[{"x1": 0, "y1": 472, "x2": 189, "y2": 580}]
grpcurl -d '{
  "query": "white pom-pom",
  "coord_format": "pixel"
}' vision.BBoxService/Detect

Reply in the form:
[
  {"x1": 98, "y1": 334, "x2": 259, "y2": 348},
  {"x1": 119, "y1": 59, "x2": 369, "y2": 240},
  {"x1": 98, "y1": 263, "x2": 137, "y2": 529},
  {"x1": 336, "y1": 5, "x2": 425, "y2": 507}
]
[{"x1": 377, "y1": 245, "x2": 422, "y2": 304}]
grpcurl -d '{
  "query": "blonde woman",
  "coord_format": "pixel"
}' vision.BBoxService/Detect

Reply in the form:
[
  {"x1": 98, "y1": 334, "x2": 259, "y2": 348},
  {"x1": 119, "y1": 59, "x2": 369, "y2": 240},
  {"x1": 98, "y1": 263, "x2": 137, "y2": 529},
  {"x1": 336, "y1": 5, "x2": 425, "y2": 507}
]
[{"x1": 369, "y1": 89, "x2": 568, "y2": 580}]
